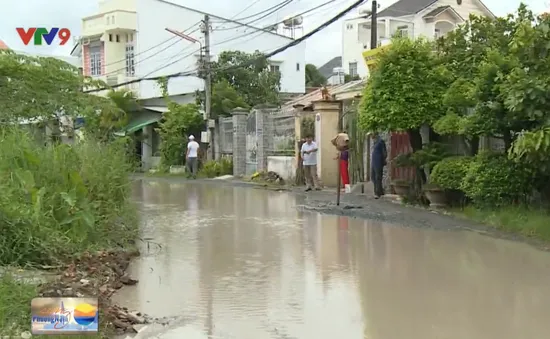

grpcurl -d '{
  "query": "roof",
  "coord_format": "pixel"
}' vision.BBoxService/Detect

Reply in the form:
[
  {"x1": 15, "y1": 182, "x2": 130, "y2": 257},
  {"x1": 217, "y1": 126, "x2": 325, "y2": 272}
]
[
  {"x1": 281, "y1": 80, "x2": 364, "y2": 114},
  {"x1": 423, "y1": 5, "x2": 463, "y2": 20},
  {"x1": 317, "y1": 56, "x2": 342, "y2": 79},
  {"x1": 155, "y1": 0, "x2": 293, "y2": 41},
  {"x1": 377, "y1": 0, "x2": 437, "y2": 17},
  {"x1": 377, "y1": 0, "x2": 495, "y2": 19}
]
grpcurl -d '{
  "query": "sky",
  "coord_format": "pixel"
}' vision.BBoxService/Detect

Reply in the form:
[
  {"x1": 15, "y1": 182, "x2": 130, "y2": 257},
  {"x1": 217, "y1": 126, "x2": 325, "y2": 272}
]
[{"x1": 0, "y1": 0, "x2": 547, "y2": 67}]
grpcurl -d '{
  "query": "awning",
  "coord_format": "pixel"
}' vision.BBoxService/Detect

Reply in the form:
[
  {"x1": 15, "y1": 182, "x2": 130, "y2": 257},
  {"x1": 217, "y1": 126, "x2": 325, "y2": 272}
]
[{"x1": 114, "y1": 115, "x2": 161, "y2": 137}]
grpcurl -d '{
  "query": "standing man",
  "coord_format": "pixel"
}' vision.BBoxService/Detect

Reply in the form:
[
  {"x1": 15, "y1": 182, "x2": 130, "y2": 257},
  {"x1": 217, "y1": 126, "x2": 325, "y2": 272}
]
[
  {"x1": 301, "y1": 135, "x2": 321, "y2": 191},
  {"x1": 370, "y1": 132, "x2": 387, "y2": 199},
  {"x1": 186, "y1": 135, "x2": 200, "y2": 179}
]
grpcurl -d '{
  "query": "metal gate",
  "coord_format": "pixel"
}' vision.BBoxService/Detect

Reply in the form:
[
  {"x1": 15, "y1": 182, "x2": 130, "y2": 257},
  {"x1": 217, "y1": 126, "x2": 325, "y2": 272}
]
[
  {"x1": 245, "y1": 111, "x2": 257, "y2": 175},
  {"x1": 390, "y1": 131, "x2": 415, "y2": 181}
]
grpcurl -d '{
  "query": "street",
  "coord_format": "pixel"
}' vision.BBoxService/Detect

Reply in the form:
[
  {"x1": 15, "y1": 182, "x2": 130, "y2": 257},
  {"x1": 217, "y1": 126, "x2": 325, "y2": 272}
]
[{"x1": 113, "y1": 179, "x2": 550, "y2": 339}]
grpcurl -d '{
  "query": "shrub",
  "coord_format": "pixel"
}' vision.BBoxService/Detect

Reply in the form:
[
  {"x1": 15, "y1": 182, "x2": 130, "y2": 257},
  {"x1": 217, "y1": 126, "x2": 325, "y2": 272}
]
[
  {"x1": 461, "y1": 152, "x2": 534, "y2": 207},
  {"x1": 430, "y1": 156, "x2": 473, "y2": 190},
  {"x1": 0, "y1": 128, "x2": 137, "y2": 266},
  {"x1": 199, "y1": 158, "x2": 233, "y2": 178}
]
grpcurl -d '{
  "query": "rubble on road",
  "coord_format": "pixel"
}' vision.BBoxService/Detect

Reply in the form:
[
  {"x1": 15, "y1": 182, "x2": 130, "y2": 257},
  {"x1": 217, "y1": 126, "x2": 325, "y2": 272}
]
[{"x1": 36, "y1": 249, "x2": 155, "y2": 337}]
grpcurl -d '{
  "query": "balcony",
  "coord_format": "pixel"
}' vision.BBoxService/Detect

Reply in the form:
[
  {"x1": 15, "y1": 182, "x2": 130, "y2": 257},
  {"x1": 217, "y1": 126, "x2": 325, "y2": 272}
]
[{"x1": 81, "y1": 10, "x2": 137, "y2": 38}]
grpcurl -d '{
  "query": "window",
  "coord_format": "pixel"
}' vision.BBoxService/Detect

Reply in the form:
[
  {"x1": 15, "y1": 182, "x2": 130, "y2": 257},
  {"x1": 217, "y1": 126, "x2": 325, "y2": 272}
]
[
  {"x1": 89, "y1": 45, "x2": 102, "y2": 76},
  {"x1": 116, "y1": 35, "x2": 120, "y2": 42},
  {"x1": 125, "y1": 44, "x2": 135, "y2": 76},
  {"x1": 296, "y1": 63, "x2": 300, "y2": 71},
  {"x1": 397, "y1": 25, "x2": 409, "y2": 38},
  {"x1": 349, "y1": 62, "x2": 358, "y2": 78},
  {"x1": 270, "y1": 64, "x2": 280, "y2": 73},
  {"x1": 109, "y1": 34, "x2": 113, "y2": 42},
  {"x1": 346, "y1": 23, "x2": 354, "y2": 30}
]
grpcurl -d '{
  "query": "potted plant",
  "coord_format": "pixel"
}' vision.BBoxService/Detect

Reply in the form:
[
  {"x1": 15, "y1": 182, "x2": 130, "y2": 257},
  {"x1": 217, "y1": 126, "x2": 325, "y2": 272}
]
[
  {"x1": 423, "y1": 183, "x2": 447, "y2": 207},
  {"x1": 391, "y1": 179, "x2": 410, "y2": 197}
]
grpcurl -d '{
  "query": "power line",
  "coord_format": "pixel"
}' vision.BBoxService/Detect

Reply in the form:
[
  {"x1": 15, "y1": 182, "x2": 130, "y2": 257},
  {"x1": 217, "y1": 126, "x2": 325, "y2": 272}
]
[
  {"x1": 101, "y1": 23, "x2": 201, "y2": 76},
  {"x1": 102, "y1": 26, "x2": 201, "y2": 77},
  {"x1": 214, "y1": 0, "x2": 295, "y2": 31},
  {"x1": 85, "y1": 0, "x2": 364, "y2": 93},
  {"x1": 211, "y1": 0, "x2": 339, "y2": 47}
]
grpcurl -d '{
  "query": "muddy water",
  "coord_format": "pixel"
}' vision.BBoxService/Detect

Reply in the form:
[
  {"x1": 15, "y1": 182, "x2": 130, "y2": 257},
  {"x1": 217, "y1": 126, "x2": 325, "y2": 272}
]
[{"x1": 114, "y1": 180, "x2": 550, "y2": 338}]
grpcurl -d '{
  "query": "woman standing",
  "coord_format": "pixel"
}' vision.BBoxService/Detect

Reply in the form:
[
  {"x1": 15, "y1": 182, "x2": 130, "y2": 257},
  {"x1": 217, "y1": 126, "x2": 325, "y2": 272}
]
[{"x1": 338, "y1": 149, "x2": 350, "y2": 189}]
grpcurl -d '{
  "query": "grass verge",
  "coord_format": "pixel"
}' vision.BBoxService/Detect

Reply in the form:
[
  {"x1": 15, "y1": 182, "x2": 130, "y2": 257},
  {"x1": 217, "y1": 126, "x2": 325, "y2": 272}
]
[{"x1": 457, "y1": 206, "x2": 550, "y2": 241}]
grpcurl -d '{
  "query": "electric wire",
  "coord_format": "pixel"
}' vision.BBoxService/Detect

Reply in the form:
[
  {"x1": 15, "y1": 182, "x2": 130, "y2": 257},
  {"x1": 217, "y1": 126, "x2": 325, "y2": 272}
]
[
  {"x1": 214, "y1": 0, "x2": 295, "y2": 31},
  {"x1": 84, "y1": 0, "x2": 364, "y2": 93}
]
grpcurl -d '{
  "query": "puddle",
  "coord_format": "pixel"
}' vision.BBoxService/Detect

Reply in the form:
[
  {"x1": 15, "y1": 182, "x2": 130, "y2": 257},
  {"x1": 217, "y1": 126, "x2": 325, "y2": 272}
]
[{"x1": 113, "y1": 180, "x2": 550, "y2": 338}]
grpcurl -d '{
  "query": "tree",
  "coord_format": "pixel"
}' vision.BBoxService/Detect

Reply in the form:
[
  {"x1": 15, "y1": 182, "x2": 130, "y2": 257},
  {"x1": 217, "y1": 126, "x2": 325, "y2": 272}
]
[
  {"x1": 210, "y1": 50, "x2": 280, "y2": 107},
  {"x1": 157, "y1": 78, "x2": 204, "y2": 168},
  {"x1": 359, "y1": 37, "x2": 449, "y2": 151},
  {"x1": 195, "y1": 79, "x2": 249, "y2": 118},
  {"x1": 305, "y1": 64, "x2": 326, "y2": 87},
  {"x1": 0, "y1": 50, "x2": 126, "y2": 140},
  {"x1": 435, "y1": 6, "x2": 543, "y2": 151}
]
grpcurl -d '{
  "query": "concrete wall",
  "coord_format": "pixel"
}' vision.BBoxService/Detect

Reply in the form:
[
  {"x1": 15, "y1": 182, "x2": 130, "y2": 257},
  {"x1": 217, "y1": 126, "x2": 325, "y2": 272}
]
[
  {"x1": 267, "y1": 156, "x2": 296, "y2": 181},
  {"x1": 135, "y1": 0, "x2": 306, "y2": 99}
]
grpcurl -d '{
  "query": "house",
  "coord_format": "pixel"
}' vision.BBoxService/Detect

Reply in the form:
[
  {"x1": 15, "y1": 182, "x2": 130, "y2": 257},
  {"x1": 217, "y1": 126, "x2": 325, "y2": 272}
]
[
  {"x1": 342, "y1": 0, "x2": 495, "y2": 78},
  {"x1": 71, "y1": 0, "x2": 306, "y2": 170},
  {"x1": 317, "y1": 56, "x2": 344, "y2": 85}
]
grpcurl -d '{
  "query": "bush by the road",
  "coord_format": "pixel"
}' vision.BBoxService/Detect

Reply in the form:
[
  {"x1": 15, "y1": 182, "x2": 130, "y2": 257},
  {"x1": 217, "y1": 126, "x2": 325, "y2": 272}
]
[
  {"x1": 0, "y1": 127, "x2": 138, "y2": 266},
  {"x1": 430, "y1": 156, "x2": 472, "y2": 191},
  {"x1": 461, "y1": 152, "x2": 534, "y2": 208}
]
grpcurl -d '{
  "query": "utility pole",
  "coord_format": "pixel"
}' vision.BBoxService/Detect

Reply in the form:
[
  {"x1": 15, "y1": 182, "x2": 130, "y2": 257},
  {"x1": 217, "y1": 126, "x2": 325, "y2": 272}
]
[
  {"x1": 202, "y1": 14, "x2": 214, "y2": 161},
  {"x1": 370, "y1": 0, "x2": 377, "y2": 50}
]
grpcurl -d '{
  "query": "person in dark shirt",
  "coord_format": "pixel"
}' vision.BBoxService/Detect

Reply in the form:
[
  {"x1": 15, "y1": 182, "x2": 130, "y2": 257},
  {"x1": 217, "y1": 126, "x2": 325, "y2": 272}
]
[{"x1": 370, "y1": 132, "x2": 387, "y2": 198}]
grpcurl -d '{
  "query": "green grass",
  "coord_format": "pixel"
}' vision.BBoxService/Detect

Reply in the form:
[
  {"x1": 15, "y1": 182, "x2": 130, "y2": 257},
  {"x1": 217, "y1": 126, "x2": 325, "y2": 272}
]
[
  {"x1": 458, "y1": 206, "x2": 550, "y2": 240},
  {"x1": 0, "y1": 274, "x2": 36, "y2": 336}
]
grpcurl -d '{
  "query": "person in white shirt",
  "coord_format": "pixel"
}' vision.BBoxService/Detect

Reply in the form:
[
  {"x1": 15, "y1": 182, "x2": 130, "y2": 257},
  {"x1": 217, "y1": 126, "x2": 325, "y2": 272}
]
[
  {"x1": 300, "y1": 135, "x2": 321, "y2": 191},
  {"x1": 186, "y1": 135, "x2": 200, "y2": 178}
]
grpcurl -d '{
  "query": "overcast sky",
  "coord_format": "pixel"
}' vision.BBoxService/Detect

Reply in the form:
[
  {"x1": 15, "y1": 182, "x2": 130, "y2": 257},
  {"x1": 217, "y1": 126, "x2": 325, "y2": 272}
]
[{"x1": 0, "y1": 0, "x2": 546, "y2": 67}]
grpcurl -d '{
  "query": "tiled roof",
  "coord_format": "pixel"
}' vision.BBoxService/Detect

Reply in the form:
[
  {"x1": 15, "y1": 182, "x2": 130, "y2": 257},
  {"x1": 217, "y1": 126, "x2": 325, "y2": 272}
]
[
  {"x1": 281, "y1": 79, "x2": 365, "y2": 114},
  {"x1": 0, "y1": 39, "x2": 9, "y2": 50}
]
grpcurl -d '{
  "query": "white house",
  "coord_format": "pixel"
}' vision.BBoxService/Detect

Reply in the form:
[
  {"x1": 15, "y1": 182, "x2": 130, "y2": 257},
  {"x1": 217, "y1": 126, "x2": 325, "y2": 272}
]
[
  {"x1": 72, "y1": 0, "x2": 306, "y2": 102},
  {"x1": 342, "y1": 0, "x2": 495, "y2": 78}
]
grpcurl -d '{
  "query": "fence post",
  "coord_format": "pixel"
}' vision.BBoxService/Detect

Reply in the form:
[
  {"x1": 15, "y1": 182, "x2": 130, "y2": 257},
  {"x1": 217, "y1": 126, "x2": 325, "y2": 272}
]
[
  {"x1": 253, "y1": 104, "x2": 278, "y2": 173},
  {"x1": 232, "y1": 107, "x2": 248, "y2": 177}
]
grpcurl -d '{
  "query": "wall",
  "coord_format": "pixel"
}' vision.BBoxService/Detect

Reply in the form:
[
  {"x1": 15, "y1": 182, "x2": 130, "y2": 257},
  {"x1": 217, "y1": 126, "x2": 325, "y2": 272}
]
[
  {"x1": 267, "y1": 156, "x2": 296, "y2": 181},
  {"x1": 135, "y1": 0, "x2": 306, "y2": 99}
]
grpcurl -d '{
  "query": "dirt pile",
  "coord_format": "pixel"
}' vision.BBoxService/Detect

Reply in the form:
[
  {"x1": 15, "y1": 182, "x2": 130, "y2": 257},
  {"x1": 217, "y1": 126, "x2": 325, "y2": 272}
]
[{"x1": 37, "y1": 249, "x2": 151, "y2": 337}]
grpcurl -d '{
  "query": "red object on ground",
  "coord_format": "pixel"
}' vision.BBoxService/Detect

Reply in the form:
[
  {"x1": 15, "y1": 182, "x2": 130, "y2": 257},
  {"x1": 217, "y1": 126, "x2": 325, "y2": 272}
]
[{"x1": 340, "y1": 159, "x2": 349, "y2": 187}]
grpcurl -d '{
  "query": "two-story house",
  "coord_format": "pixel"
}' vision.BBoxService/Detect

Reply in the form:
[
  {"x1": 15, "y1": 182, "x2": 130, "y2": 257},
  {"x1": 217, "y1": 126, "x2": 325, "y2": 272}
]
[
  {"x1": 71, "y1": 0, "x2": 306, "y2": 101},
  {"x1": 342, "y1": 0, "x2": 495, "y2": 78}
]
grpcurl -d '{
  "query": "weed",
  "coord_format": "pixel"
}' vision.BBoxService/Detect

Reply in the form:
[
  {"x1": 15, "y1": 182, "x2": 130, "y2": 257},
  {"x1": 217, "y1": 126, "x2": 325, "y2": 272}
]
[
  {"x1": 0, "y1": 127, "x2": 138, "y2": 267},
  {"x1": 458, "y1": 206, "x2": 550, "y2": 240}
]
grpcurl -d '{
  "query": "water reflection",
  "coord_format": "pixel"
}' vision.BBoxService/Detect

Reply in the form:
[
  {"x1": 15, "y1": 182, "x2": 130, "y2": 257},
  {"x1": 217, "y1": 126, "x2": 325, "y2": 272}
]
[{"x1": 114, "y1": 180, "x2": 550, "y2": 339}]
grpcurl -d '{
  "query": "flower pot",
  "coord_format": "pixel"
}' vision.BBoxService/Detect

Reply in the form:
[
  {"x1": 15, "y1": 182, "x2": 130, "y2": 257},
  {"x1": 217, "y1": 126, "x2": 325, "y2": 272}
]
[
  {"x1": 424, "y1": 188, "x2": 447, "y2": 208},
  {"x1": 392, "y1": 184, "x2": 409, "y2": 197}
]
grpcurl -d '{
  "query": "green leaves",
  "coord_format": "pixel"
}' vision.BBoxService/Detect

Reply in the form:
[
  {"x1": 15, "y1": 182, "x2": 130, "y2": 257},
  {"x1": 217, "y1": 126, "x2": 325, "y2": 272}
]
[
  {"x1": 305, "y1": 64, "x2": 326, "y2": 87},
  {"x1": 359, "y1": 37, "x2": 448, "y2": 132},
  {"x1": 211, "y1": 50, "x2": 280, "y2": 107}
]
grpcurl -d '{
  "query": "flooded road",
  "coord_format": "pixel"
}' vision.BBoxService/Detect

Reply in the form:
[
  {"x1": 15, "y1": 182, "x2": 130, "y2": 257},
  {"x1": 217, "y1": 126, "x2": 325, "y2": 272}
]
[{"x1": 114, "y1": 179, "x2": 550, "y2": 338}]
